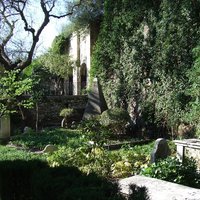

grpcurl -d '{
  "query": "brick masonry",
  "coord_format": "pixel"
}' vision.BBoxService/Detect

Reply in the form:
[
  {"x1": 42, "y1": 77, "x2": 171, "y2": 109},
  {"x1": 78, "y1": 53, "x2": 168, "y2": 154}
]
[{"x1": 11, "y1": 95, "x2": 88, "y2": 130}]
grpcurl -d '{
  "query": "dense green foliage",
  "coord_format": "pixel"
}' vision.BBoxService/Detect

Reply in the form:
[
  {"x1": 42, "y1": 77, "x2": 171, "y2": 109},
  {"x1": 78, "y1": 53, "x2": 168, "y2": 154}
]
[
  {"x1": 38, "y1": 23, "x2": 75, "y2": 78},
  {"x1": 78, "y1": 118, "x2": 112, "y2": 145},
  {"x1": 100, "y1": 108, "x2": 130, "y2": 134},
  {"x1": 10, "y1": 127, "x2": 152, "y2": 178},
  {"x1": 10, "y1": 128, "x2": 82, "y2": 150},
  {"x1": 40, "y1": 50, "x2": 73, "y2": 78},
  {"x1": 186, "y1": 46, "x2": 200, "y2": 136},
  {"x1": 92, "y1": 0, "x2": 200, "y2": 136},
  {"x1": 0, "y1": 69, "x2": 33, "y2": 117},
  {"x1": 2, "y1": 126, "x2": 197, "y2": 192},
  {"x1": 46, "y1": 124, "x2": 153, "y2": 178},
  {"x1": 0, "y1": 145, "x2": 46, "y2": 161},
  {"x1": 47, "y1": 142, "x2": 152, "y2": 178},
  {"x1": 141, "y1": 157, "x2": 200, "y2": 188}
]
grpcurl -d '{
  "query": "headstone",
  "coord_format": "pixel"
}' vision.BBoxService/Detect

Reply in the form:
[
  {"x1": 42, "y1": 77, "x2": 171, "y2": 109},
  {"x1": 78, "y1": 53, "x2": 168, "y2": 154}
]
[
  {"x1": 150, "y1": 138, "x2": 171, "y2": 163},
  {"x1": 42, "y1": 144, "x2": 58, "y2": 153},
  {"x1": 0, "y1": 115, "x2": 10, "y2": 140},
  {"x1": 23, "y1": 126, "x2": 32, "y2": 134},
  {"x1": 83, "y1": 78, "x2": 107, "y2": 119}
]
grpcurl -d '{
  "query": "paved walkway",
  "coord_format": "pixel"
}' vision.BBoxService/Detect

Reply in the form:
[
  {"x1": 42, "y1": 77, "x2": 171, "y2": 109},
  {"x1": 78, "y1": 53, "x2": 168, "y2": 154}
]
[{"x1": 119, "y1": 175, "x2": 200, "y2": 200}]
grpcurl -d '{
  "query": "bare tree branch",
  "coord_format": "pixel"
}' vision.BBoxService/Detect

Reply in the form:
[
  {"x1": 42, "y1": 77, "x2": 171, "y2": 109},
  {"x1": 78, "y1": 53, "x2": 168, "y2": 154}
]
[{"x1": 0, "y1": 0, "x2": 84, "y2": 71}]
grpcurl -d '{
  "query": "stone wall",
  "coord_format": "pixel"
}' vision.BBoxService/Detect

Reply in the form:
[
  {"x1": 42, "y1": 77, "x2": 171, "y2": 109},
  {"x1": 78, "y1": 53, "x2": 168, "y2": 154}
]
[
  {"x1": 174, "y1": 139, "x2": 200, "y2": 170},
  {"x1": 185, "y1": 147, "x2": 200, "y2": 170},
  {"x1": 11, "y1": 95, "x2": 88, "y2": 130}
]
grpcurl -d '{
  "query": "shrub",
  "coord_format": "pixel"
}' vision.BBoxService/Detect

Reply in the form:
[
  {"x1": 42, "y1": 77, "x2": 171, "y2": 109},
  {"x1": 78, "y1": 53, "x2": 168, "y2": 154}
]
[
  {"x1": 47, "y1": 145, "x2": 113, "y2": 177},
  {"x1": 79, "y1": 118, "x2": 113, "y2": 146},
  {"x1": 10, "y1": 128, "x2": 80, "y2": 150},
  {"x1": 59, "y1": 108, "x2": 74, "y2": 127},
  {"x1": 110, "y1": 144, "x2": 151, "y2": 178},
  {"x1": 100, "y1": 108, "x2": 130, "y2": 134},
  {"x1": 0, "y1": 145, "x2": 46, "y2": 161},
  {"x1": 141, "y1": 157, "x2": 200, "y2": 188},
  {"x1": 47, "y1": 142, "x2": 153, "y2": 178}
]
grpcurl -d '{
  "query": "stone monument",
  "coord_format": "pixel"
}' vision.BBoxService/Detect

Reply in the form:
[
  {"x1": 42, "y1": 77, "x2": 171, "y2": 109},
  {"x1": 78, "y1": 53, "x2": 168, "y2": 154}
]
[
  {"x1": 83, "y1": 78, "x2": 107, "y2": 119},
  {"x1": 150, "y1": 138, "x2": 171, "y2": 163},
  {"x1": 42, "y1": 144, "x2": 58, "y2": 153},
  {"x1": 0, "y1": 115, "x2": 10, "y2": 142}
]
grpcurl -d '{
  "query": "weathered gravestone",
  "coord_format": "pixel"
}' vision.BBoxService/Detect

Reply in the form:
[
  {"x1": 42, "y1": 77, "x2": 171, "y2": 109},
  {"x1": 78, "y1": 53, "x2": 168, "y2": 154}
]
[
  {"x1": 0, "y1": 115, "x2": 10, "y2": 142},
  {"x1": 150, "y1": 138, "x2": 171, "y2": 163},
  {"x1": 42, "y1": 144, "x2": 58, "y2": 153},
  {"x1": 23, "y1": 126, "x2": 33, "y2": 134}
]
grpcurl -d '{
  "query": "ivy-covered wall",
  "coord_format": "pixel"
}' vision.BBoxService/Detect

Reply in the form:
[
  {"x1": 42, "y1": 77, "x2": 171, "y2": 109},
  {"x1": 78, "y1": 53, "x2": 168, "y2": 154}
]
[{"x1": 92, "y1": 0, "x2": 200, "y2": 134}]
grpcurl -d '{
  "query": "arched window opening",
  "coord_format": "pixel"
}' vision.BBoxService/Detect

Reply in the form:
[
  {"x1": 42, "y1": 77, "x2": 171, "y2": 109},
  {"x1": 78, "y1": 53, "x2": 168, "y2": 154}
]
[{"x1": 81, "y1": 63, "x2": 87, "y2": 90}]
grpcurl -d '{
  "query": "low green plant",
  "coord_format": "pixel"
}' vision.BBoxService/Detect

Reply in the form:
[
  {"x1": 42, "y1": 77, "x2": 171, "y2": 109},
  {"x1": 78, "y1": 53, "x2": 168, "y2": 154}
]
[
  {"x1": 141, "y1": 157, "x2": 200, "y2": 188},
  {"x1": 78, "y1": 118, "x2": 112, "y2": 146},
  {"x1": 47, "y1": 145, "x2": 113, "y2": 177},
  {"x1": 0, "y1": 145, "x2": 46, "y2": 161},
  {"x1": 100, "y1": 108, "x2": 130, "y2": 134},
  {"x1": 10, "y1": 128, "x2": 81, "y2": 150},
  {"x1": 10, "y1": 127, "x2": 154, "y2": 179},
  {"x1": 47, "y1": 142, "x2": 153, "y2": 178},
  {"x1": 110, "y1": 144, "x2": 152, "y2": 178}
]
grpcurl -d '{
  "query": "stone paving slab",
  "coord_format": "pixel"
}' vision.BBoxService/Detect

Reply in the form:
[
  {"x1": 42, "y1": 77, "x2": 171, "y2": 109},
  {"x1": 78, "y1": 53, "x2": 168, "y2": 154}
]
[{"x1": 119, "y1": 175, "x2": 200, "y2": 200}]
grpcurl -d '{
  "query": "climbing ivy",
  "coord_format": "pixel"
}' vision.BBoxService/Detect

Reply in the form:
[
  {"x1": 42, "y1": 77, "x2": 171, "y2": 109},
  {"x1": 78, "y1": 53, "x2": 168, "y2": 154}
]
[
  {"x1": 186, "y1": 45, "x2": 200, "y2": 136},
  {"x1": 92, "y1": 0, "x2": 200, "y2": 135}
]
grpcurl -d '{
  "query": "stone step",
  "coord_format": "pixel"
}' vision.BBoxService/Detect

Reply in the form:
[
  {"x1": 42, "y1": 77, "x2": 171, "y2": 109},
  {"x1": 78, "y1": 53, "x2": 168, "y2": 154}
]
[{"x1": 118, "y1": 175, "x2": 200, "y2": 200}]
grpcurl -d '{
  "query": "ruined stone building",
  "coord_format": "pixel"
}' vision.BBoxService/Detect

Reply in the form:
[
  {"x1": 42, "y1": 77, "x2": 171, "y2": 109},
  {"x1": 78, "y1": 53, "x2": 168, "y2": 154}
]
[{"x1": 65, "y1": 22, "x2": 100, "y2": 95}]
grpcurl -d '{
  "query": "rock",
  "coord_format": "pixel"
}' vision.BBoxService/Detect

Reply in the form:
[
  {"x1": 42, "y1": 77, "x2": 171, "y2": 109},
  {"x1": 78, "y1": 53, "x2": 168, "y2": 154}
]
[
  {"x1": 23, "y1": 126, "x2": 32, "y2": 134},
  {"x1": 150, "y1": 138, "x2": 170, "y2": 163},
  {"x1": 42, "y1": 144, "x2": 58, "y2": 153},
  {"x1": 119, "y1": 175, "x2": 200, "y2": 200}
]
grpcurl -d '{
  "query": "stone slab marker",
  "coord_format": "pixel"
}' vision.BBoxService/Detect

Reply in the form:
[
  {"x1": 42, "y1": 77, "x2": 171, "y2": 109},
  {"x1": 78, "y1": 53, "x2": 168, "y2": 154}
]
[
  {"x1": 83, "y1": 78, "x2": 107, "y2": 119},
  {"x1": 119, "y1": 175, "x2": 200, "y2": 200},
  {"x1": 42, "y1": 144, "x2": 58, "y2": 153},
  {"x1": 174, "y1": 139, "x2": 200, "y2": 169},
  {"x1": 150, "y1": 138, "x2": 171, "y2": 163},
  {"x1": 0, "y1": 115, "x2": 10, "y2": 141}
]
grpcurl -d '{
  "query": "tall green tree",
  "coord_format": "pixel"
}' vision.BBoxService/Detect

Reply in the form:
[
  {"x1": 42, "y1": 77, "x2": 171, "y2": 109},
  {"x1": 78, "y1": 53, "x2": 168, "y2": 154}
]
[{"x1": 0, "y1": 69, "x2": 33, "y2": 118}]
